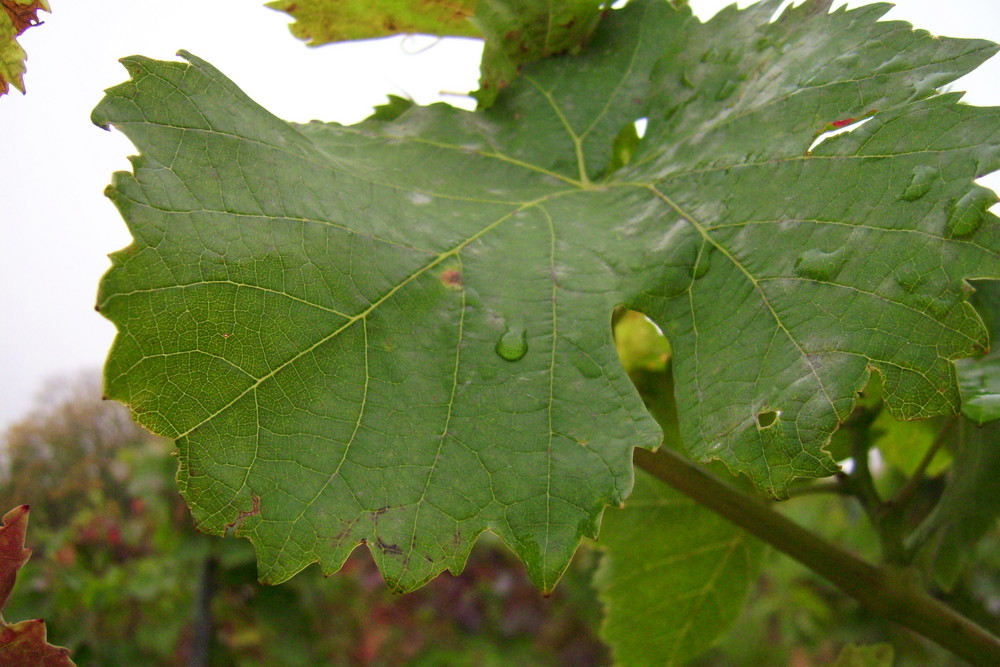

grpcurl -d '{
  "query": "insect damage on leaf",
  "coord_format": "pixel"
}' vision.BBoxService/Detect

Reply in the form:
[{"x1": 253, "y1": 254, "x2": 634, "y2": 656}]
[{"x1": 94, "y1": 0, "x2": 1000, "y2": 594}]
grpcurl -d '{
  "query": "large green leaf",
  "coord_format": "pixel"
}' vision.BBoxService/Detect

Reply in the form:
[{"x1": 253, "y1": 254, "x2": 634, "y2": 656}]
[
  {"x1": 93, "y1": 0, "x2": 1000, "y2": 591},
  {"x1": 595, "y1": 470, "x2": 762, "y2": 665}
]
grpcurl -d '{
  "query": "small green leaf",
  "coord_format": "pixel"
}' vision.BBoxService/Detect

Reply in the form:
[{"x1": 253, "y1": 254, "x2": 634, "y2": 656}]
[{"x1": 595, "y1": 470, "x2": 763, "y2": 666}]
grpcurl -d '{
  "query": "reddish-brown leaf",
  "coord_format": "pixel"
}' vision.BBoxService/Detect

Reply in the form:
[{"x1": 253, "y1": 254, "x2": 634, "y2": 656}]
[
  {"x1": 0, "y1": 506, "x2": 75, "y2": 666},
  {"x1": 0, "y1": 0, "x2": 48, "y2": 35},
  {"x1": 0, "y1": 505, "x2": 31, "y2": 610}
]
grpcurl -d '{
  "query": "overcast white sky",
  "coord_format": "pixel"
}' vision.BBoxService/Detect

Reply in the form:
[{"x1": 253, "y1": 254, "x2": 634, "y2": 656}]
[{"x1": 1, "y1": 0, "x2": 998, "y2": 431}]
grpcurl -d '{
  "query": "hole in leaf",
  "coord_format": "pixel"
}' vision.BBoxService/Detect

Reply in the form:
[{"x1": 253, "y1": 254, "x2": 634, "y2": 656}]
[
  {"x1": 612, "y1": 309, "x2": 671, "y2": 375},
  {"x1": 807, "y1": 115, "x2": 874, "y2": 153},
  {"x1": 633, "y1": 117, "x2": 648, "y2": 138},
  {"x1": 756, "y1": 410, "x2": 778, "y2": 428}
]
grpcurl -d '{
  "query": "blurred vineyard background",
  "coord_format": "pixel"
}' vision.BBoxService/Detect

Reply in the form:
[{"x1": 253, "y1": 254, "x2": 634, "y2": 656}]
[{"x1": 3, "y1": 366, "x2": 997, "y2": 665}]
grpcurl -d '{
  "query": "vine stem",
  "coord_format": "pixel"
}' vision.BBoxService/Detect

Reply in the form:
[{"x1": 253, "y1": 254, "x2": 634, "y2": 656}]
[
  {"x1": 633, "y1": 447, "x2": 1000, "y2": 666},
  {"x1": 892, "y1": 415, "x2": 957, "y2": 510}
]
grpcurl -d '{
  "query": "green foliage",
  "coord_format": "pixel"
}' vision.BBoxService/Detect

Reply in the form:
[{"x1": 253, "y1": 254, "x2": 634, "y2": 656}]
[
  {"x1": 92, "y1": 0, "x2": 1000, "y2": 609},
  {"x1": 909, "y1": 419, "x2": 1000, "y2": 589}
]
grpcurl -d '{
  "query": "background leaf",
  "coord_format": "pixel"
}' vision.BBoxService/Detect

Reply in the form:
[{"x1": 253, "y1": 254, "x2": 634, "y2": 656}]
[
  {"x1": 957, "y1": 280, "x2": 1000, "y2": 424},
  {"x1": 908, "y1": 417, "x2": 1000, "y2": 589},
  {"x1": 827, "y1": 643, "x2": 894, "y2": 667},
  {"x1": 94, "y1": 0, "x2": 1000, "y2": 591},
  {"x1": 595, "y1": 470, "x2": 763, "y2": 666}
]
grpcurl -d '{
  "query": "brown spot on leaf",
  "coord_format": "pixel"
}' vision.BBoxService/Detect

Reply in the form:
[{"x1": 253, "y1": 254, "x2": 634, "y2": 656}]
[
  {"x1": 376, "y1": 537, "x2": 403, "y2": 556},
  {"x1": 226, "y1": 493, "x2": 261, "y2": 533},
  {"x1": 439, "y1": 268, "x2": 463, "y2": 289}
]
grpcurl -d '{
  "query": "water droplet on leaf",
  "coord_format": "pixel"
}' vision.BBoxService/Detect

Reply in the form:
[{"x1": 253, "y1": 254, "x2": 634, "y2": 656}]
[
  {"x1": 715, "y1": 79, "x2": 738, "y2": 101},
  {"x1": 946, "y1": 188, "x2": 995, "y2": 238},
  {"x1": 495, "y1": 327, "x2": 528, "y2": 362},
  {"x1": 794, "y1": 248, "x2": 845, "y2": 282},
  {"x1": 901, "y1": 165, "x2": 936, "y2": 201}
]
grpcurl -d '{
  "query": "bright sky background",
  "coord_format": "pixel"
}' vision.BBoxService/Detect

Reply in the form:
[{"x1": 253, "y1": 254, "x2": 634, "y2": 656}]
[{"x1": 1, "y1": 0, "x2": 998, "y2": 431}]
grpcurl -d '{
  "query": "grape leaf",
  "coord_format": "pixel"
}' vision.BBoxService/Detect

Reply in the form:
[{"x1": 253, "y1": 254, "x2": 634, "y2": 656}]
[
  {"x1": 264, "y1": 0, "x2": 478, "y2": 45},
  {"x1": 0, "y1": 0, "x2": 48, "y2": 96},
  {"x1": 595, "y1": 470, "x2": 762, "y2": 666},
  {"x1": 0, "y1": 506, "x2": 75, "y2": 666},
  {"x1": 93, "y1": 0, "x2": 1000, "y2": 591}
]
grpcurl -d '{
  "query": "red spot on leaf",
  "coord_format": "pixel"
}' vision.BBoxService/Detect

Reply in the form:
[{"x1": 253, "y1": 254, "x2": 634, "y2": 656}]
[{"x1": 830, "y1": 117, "x2": 857, "y2": 128}]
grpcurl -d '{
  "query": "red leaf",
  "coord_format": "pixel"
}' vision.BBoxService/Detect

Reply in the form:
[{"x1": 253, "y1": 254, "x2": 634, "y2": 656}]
[
  {"x1": 0, "y1": 505, "x2": 31, "y2": 611},
  {"x1": 0, "y1": 506, "x2": 75, "y2": 666},
  {"x1": 0, "y1": 620, "x2": 73, "y2": 667}
]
